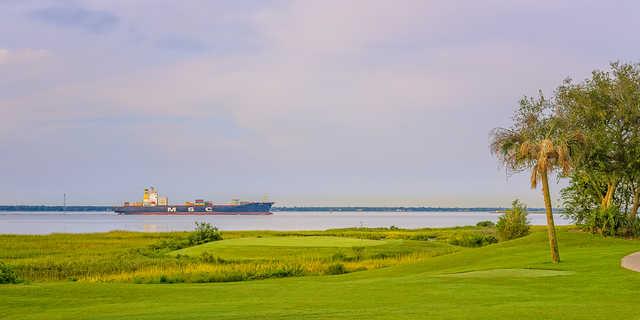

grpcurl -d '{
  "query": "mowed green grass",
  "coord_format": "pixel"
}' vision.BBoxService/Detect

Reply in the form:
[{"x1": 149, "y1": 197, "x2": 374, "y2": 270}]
[
  {"x1": 178, "y1": 236, "x2": 387, "y2": 249},
  {"x1": 438, "y1": 268, "x2": 576, "y2": 278},
  {"x1": 170, "y1": 236, "x2": 391, "y2": 260},
  {"x1": 2, "y1": 228, "x2": 640, "y2": 319}
]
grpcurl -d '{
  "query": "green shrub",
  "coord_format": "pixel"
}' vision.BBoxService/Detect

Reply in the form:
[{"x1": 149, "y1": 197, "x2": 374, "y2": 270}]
[
  {"x1": 496, "y1": 200, "x2": 530, "y2": 241},
  {"x1": 149, "y1": 238, "x2": 190, "y2": 252},
  {"x1": 200, "y1": 252, "x2": 225, "y2": 264},
  {"x1": 582, "y1": 206, "x2": 638, "y2": 237},
  {"x1": 351, "y1": 247, "x2": 365, "y2": 261},
  {"x1": 476, "y1": 220, "x2": 495, "y2": 227},
  {"x1": 331, "y1": 252, "x2": 347, "y2": 261},
  {"x1": 269, "y1": 265, "x2": 305, "y2": 278},
  {"x1": 370, "y1": 252, "x2": 399, "y2": 259},
  {"x1": 448, "y1": 233, "x2": 498, "y2": 247},
  {"x1": 630, "y1": 217, "x2": 640, "y2": 236},
  {"x1": 326, "y1": 263, "x2": 347, "y2": 275},
  {"x1": 188, "y1": 222, "x2": 223, "y2": 245},
  {"x1": 0, "y1": 262, "x2": 21, "y2": 284}
]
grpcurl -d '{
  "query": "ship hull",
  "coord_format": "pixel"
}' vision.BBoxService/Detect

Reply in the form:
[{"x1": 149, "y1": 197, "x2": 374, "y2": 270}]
[{"x1": 114, "y1": 202, "x2": 274, "y2": 215}]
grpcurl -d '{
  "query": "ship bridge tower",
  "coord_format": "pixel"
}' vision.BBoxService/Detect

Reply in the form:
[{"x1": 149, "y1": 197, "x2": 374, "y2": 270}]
[{"x1": 143, "y1": 187, "x2": 159, "y2": 206}]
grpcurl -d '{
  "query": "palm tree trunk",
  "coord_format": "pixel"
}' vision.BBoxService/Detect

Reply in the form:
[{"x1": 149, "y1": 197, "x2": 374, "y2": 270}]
[{"x1": 540, "y1": 170, "x2": 560, "y2": 263}]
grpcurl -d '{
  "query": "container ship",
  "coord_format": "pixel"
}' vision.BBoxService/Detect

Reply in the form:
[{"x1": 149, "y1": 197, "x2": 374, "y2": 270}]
[{"x1": 114, "y1": 187, "x2": 273, "y2": 215}]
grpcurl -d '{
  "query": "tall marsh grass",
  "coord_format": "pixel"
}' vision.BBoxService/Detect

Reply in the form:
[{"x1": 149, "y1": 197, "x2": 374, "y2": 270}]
[{"x1": 0, "y1": 227, "x2": 494, "y2": 284}]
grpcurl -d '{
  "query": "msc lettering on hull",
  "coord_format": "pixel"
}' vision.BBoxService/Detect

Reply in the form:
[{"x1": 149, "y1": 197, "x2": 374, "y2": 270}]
[{"x1": 166, "y1": 207, "x2": 214, "y2": 212}]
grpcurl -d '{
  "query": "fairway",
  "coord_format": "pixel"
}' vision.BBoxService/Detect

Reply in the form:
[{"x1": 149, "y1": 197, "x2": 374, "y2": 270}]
[
  {"x1": 173, "y1": 236, "x2": 386, "y2": 254},
  {"x1": 439, "y1": 268, "x2": 576, "y2": 278},
  {"x1": 169, "y1": 235, "x2": 433, "y2": 262}
]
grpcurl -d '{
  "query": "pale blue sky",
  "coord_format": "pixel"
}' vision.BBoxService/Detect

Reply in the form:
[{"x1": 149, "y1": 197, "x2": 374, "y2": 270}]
[{"x1": 1, "y1": 1, "x2": 639, "y2": 206}]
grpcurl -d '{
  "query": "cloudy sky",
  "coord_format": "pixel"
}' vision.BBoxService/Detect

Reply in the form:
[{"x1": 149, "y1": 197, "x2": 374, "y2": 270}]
[{"x1": 1, "y1": 1, "x2": 638, "y2": 206}]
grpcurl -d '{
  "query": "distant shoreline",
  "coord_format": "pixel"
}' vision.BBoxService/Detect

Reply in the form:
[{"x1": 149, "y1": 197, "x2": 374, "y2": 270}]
[{"x1": 0, "y1": 205, "x2": 556, "y2": 213}]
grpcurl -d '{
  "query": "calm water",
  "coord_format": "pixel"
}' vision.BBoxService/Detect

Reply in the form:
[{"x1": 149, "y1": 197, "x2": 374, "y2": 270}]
[{"x1": 0, "y1": 211, "x2": 572, "y2": 234}]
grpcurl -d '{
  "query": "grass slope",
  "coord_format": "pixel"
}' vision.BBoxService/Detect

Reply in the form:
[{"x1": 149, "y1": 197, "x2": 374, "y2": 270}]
[{"x1": 1, "y1": 229, "x2": 640, "y2": 319}]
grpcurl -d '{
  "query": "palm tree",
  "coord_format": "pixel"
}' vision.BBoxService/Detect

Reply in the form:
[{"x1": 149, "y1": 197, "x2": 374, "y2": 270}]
[{"x1": 490, "y1": 94, "x2": 570, "y2": 264}]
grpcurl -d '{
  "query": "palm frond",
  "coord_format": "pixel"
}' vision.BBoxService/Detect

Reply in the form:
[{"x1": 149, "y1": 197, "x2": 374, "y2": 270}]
[{"x1": 530, "y1": 164, "x2": 539, "y2": 189}]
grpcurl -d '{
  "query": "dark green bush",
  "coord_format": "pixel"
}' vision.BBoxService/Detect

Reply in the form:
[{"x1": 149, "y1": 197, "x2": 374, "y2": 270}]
[
  {"x1": 188, "y1": 222, "x2": 223, "y2": 245},
  {"x1": 331, "y1": 252, "x2": 347, "y2": 261},
  {"x1": 200, "y1": 252, "x2": 225, "y2": 264},
  {"x1": 0, "y1": 262, "x2": 21, "y2": 284},
  {"x1": 476, "y1": 220, "x2": 495, "y2": 227},
  {"x1": 496, "y1": 200, "x2": 530, "y2": 241},
  {"x1": 351, "y1": 247, "x2": 365, "y2": 261},
  {"x1": 269, "y1": 265, "x2": 305, "y2": 278},
  {"x1": 370, "y1": 252, "x2": 400, "y2": 259},
  {"x1": 326, "y1": 263, "x2": 347, "y2": 275},
  {"x1": 149, "y1": 238, "x2": 190, "y2": 252},
  {"x1": 583, "y1": 206, "x2": 637, "y2": 237},
  {"x1": 448, "y1": 233, "x2": 498, "y2": 247}
]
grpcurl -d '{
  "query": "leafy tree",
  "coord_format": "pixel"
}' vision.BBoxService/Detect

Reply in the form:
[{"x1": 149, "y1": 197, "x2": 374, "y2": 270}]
[
  {"x1": 561, "y1": 173, "x2": 603, "y2": 228},
  {"x1": 490, "y1": 93, "x2": 571, "y2": 263},
  {"x1": 556, "y1": 62, "x2": 640, "y2": 227}
]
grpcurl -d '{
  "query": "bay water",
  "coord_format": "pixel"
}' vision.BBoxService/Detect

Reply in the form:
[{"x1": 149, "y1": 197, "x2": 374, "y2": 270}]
[{"x1": 0, "y1": 211, "x2": 571, "y2": 234}]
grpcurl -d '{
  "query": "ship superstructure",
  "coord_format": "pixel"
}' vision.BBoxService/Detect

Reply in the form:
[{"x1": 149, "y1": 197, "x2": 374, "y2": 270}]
[{"x1": 115, "y1": 187, "x2": 273, "y2": 215}]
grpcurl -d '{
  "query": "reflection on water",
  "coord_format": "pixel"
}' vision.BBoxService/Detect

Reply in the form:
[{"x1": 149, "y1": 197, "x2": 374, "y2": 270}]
[
  {"x1": 0, "y1": 211, "x2": 572, "y2": 235},
  {"x1": 143, "y1": 224, "x2": 158, "y2": 232}
]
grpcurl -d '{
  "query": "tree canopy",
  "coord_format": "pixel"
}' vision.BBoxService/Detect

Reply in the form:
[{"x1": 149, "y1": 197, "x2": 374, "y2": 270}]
[{"x1": 556, "y1": 62, "x2": 640, "y2": 213}]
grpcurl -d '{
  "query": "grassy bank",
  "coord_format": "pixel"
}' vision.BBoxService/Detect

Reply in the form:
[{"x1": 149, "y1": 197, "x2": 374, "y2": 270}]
[{"x1": 1, "y1": 227, "x2": 640, "y2": 319}]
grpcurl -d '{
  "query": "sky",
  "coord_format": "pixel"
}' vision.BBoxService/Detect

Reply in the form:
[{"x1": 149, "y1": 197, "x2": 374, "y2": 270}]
[{"x1": 1, "y1": 0, "x2": 639, "y2": 207}]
